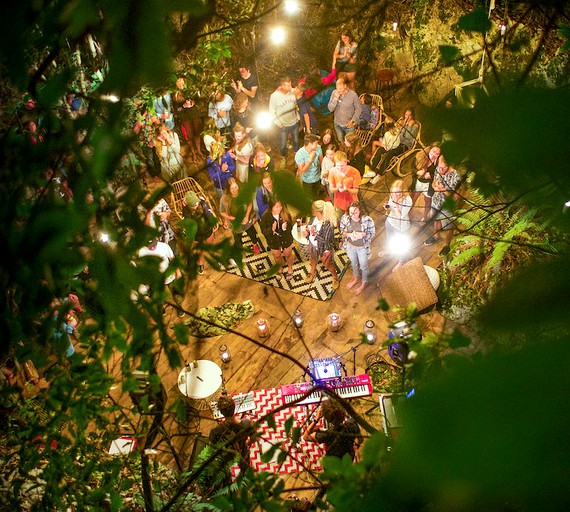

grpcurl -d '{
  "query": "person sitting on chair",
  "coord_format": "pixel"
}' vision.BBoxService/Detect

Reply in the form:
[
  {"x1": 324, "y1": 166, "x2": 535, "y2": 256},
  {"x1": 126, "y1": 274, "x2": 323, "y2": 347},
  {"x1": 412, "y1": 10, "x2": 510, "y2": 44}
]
[{"x1": 302, "y1": 399, "x2": 362, "y2": 460}]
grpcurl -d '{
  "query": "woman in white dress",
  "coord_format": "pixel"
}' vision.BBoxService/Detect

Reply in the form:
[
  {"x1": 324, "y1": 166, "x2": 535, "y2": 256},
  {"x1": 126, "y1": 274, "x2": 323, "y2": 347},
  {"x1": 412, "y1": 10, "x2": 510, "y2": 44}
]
[
  {"x1": 154, "y1": 124, "x2": 187, "y2": 183},
  {"x1": 229, "y1": 122, "x2": 253, "y2": 183}
]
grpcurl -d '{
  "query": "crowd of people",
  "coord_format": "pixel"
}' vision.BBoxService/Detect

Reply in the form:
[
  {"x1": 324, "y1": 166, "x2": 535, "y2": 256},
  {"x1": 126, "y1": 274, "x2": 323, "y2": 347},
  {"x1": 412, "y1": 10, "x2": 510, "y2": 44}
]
[{"x1": 8, "y1": 27, "x2": 464, "y2": 385}]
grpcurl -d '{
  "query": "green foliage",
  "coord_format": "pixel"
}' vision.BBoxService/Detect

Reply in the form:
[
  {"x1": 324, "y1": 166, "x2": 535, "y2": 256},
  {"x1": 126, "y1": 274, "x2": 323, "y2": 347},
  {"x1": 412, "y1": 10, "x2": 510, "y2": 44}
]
[
  {"x1": 559, "y1": 24, "x2": 570, "y2": 52},
  {"x1": 457, "y1": 7, "x2": 492, "y2": 34},
  {"x1": 439, "y1": 44, "x2": 461, "y2": 65}
]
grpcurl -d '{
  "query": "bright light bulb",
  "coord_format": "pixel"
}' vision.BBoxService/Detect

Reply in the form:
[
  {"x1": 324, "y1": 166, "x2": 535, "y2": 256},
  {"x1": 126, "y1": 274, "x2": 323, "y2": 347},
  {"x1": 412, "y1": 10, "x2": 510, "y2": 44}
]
[
  {"x1": 388, "y1": 233, "x2": 411, "y2": 256},
  {"x1": 100, "y1": 232, "x2": 110, "y2": 243},
  {"x1": 392, "y1": 22, "x2": 398, "y2": 31},
  {"x1": 270, "y1": 26, "x2": 286, "y2": 45},
  {"x1": 255, "y1": 111, "x2": 273, "y2": 130},
  {"x1": 284, "y1": 0, "x2": 299, "y2": 15},
  {"x1": 500, "y1": 24, "x2": 506, "y2": 35}
]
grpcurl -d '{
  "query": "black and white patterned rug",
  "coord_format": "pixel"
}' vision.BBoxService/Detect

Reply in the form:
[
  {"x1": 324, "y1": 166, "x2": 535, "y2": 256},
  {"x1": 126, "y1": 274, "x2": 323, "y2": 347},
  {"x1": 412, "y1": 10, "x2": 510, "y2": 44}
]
[{"x1": 225, "y1": 238, "x2": 350, "y2": 301}]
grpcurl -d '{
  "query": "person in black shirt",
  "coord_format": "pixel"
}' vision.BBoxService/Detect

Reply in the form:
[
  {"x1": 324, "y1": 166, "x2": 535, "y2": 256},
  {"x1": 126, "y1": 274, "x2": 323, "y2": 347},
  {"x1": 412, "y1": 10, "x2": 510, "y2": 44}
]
[{"x1": 302, "y1": 399, "x2": 362, "y2": 460}]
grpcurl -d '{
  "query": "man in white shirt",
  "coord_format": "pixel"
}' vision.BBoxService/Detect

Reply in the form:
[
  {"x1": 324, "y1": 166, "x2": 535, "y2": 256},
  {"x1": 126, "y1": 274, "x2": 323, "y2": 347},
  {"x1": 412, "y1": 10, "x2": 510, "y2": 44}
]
[
  {"x1": 138, "y1": 238, "x2": 181, "y2": 286},
  {"x1": 268, "y1": 77, "x2": 300, "y2": 163}
]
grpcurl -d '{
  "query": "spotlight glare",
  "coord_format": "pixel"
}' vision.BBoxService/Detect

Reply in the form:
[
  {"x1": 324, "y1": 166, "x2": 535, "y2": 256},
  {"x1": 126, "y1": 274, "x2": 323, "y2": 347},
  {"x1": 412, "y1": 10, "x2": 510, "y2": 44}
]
[
  {"x1": 388, "y1": 233, "x2": 411, "y2": 256},
  {"x1": 284, "y1": 0, "x2": 300, "y2": 15},
  {"x1": 270, "y1": 26, "x2": 286, "y2": 45},
  {"x1": 392, "y1": 22, "x2": 398, "y2": 31},
  {"x1": 100, "y1": 232, "x2": 110, "y2": 243},
  {"x1": 255, "y1": 111, "x2": 273, "y2": 130}
]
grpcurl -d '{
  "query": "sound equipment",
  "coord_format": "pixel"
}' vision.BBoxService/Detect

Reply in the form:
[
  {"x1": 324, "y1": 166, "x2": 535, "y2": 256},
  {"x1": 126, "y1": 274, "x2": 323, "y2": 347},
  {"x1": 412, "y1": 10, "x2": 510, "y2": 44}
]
[
  {"x1": 308, "y1": 357, "x2": 342, "y2": 382},
  {"x1": 281, "y1": 374, "x2": 373, "y2": 405}
]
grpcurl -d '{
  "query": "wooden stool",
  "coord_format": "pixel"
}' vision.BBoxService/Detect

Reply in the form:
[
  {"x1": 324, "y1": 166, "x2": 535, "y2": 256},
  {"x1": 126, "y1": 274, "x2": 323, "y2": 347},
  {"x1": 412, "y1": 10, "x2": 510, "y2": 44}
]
[{"x1": 375, "y1": 69, "x2": 395, "y2": 111}]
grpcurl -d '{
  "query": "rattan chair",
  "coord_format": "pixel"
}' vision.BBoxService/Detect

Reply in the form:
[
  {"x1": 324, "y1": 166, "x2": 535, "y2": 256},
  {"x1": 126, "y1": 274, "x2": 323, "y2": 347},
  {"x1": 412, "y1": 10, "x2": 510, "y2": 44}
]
[
  {"x1": 355, "y1": 93, "x2": 385, "y2": 148},
  {"x1": 170, "y1": 177, "x2": 221, "y2": 233},
  {"x1": 385, "y1": 121, "x2": 422, "y2": 177}
]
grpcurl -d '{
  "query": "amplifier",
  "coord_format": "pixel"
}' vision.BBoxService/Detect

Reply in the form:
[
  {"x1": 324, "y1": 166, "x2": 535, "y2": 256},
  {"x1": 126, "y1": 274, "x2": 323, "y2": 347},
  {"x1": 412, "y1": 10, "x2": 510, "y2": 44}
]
[{"x1": 308, "y1": 357, "x2": 342, "y2": 382}]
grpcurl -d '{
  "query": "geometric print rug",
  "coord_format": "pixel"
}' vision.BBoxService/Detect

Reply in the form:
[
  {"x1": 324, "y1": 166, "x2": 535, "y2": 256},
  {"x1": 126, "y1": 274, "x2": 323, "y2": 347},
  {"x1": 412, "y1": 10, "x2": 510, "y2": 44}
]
[
  {"x1": 225, "y1": 238, "x2": 350, "y2": 301},
  {"x1": 230, "y1": 386, "x2": 325, "y2": 476}
]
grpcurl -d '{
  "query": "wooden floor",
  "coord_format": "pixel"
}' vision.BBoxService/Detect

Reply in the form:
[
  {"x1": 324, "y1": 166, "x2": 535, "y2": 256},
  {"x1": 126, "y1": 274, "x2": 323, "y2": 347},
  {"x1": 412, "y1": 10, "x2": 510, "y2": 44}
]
[{"x1": 106, "y1": 101, "x2": 456, "y2": 502}]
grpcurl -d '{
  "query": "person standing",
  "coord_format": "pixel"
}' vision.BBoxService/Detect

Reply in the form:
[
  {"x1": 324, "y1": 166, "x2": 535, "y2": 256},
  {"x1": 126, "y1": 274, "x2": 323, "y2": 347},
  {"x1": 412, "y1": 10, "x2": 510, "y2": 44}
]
[
  {"x1": 383, "y1": 180, "x2": 413, "y2": 263},
  {"x1": 295, "y1": 134, "x2": 323, "y2": 199},
  {"x1": 340, "y1": 202, "x2": 375, "y2": 296},
  {"x1": 327, "y1": 77, "x2": 361, "y2": 143},
  {"x1": 208, "y1": 89, "x2": 234, "y2": 137},
  {"x1": 425, "y1": 156, "x2": 461, "y2": 257},
  {"x1": 181, "y1": 191, "x2": 216, "y2": 275},
  {"x1": 332, "y1": 30, "x2": 359, "y2": 89},
  {"x1": 207, "y1": 141, "x2": 235, "y2": 197},
  {"x1": 329, "y1": 150, "x2": 361, "y2": 216},
  {"x1": 153, "y1": 90, "x2": 175, "y2": 130},
  {"x1": 303, "y1": 200, "x2": 339, "y2": 289},
  {"x1": 268, "y1": 77, "x2": 299, "y2": 166},
  {"x1": 153, "y1": 124, "x2": 187, "y2": 183},
  {"x1": 259, "y1": 200, "x2": 296, "y2": 281},
  {"x1": 231, "y1": 63, "x2": 259, "y2": 107}
]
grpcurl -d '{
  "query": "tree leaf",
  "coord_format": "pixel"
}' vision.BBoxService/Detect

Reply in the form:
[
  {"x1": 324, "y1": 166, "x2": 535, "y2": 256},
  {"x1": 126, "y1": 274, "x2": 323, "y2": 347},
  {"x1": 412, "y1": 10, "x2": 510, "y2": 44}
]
[{"x1": 457, "y1": 8, "x2": 492, "y2": 34}]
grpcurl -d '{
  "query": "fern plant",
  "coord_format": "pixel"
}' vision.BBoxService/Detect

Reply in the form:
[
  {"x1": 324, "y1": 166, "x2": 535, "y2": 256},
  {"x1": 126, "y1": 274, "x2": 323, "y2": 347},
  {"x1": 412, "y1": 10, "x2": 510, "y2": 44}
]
[{"x1": 439, "y1": 179, "x2": 560, "y2": 322}]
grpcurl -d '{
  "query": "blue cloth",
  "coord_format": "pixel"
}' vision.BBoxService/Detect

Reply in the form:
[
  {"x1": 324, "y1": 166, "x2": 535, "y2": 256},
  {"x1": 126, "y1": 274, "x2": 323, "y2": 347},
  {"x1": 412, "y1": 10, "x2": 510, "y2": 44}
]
[
  {"x1": 295, "y1": 145, "x2": 322, "y2": 184},
  {"x1": 207, "y1": 152, "x2": 235, "y2": 192},
  {"x1": 311, "y1": 87, "x2": 335, "y2": 116}
]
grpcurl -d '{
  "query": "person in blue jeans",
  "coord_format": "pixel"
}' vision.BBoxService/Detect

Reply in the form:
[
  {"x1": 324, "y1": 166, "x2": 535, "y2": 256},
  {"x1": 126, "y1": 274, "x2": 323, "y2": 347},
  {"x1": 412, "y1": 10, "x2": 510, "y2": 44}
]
[
  {"x1": 268, "y1": 77, "x2": 300, "y2": 164},
  {"x1": 327, "y1": 76, "x2": 361, "y2": 143},
  {"x1": 340, "y1": 201, "x2": 375, "y2": 296}
]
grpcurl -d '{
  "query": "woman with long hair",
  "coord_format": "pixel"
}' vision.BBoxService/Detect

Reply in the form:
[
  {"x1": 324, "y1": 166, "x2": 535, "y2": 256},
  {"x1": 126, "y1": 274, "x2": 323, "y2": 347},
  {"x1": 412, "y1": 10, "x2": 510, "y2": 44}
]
[
  {"x1": 219, "y1": 177, "x2": 262, "y2": 255},
  {"x1": 410, "y1": 148, "x2": 433, "y2": 222},
  {"x1": 255, "y1": 172, "x2": 275, "y2": 218},
  {"x1": 248, "y1": 143, "x2": 274, "y2": 178},
  {"x1": 383, "y1": 179, "x2": 413, "y2": 263},
  {"x1": 369, "y1": 120, "x2": 400, "y2": 184},
  {"x1": 303, "y1": 200, "x2": 339, "y2": 289},
  {"x1": 229, "y1": 122, "x2": 253, "y2": 183},
  {"x1": 260, "y1": 199, "x2": 295, "y2": 281},
  {"x1": 344, "y1": 131, "x2": 365, "y2": 175},
  {"x1": 332, "y1": 29, "x2": 358, "y2": 89},
  {"x1": 153, "y1": 124, "x2": 187, "y2": 183}
]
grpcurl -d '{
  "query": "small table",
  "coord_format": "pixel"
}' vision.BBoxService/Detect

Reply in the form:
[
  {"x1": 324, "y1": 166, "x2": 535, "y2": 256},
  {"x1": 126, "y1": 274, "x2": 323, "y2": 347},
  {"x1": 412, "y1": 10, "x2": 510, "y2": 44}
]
[
  {"x1": 177, "y1": 360, "x2": 222, "y2": 399},
  {"x1": 291, "y1": 224, "x2": 310, "y2": 259}
]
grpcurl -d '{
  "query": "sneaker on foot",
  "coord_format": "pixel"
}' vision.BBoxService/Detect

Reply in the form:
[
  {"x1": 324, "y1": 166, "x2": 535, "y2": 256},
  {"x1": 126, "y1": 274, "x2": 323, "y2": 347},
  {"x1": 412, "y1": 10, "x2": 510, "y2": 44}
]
[
  {"x1": 439, "y1": 245, "x2": 451, "y2": 257},
  {"x1": 424, "y1": 235, "x2": 438, "y2": 246},
  {"x1": 370, "y1": 174, "x2": 381, "y2": 185},
  {"x1": 229, "y1": 258, "x2": 237, "y2": 267}
]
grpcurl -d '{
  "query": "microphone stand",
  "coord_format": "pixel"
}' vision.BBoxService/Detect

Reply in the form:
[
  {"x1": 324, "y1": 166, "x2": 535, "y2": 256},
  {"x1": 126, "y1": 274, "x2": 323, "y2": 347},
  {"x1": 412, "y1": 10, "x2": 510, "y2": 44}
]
[{"x1": 338, "y1": 342, "x2": 364, "y2": 376}]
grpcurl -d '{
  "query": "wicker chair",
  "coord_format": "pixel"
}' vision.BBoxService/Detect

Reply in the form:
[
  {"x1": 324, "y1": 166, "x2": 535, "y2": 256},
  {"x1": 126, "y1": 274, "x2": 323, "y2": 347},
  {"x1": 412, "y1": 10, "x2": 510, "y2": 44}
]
[
  {"x1": 385, "y1": 121, "x2": 422, "y2": 177},
  {"x1": 355, "y1": 93, "x2": 385, "y2": 148},
  {"x1": 170, "y1": 177, "x2": 221, "y2": 233}
]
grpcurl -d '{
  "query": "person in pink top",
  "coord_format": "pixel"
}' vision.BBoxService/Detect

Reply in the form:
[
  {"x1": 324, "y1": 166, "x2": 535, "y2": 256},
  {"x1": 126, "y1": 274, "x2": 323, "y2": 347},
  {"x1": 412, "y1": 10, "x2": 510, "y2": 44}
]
[{"x1": 328, "y1": 150, "x2": 361, "y2": 215}]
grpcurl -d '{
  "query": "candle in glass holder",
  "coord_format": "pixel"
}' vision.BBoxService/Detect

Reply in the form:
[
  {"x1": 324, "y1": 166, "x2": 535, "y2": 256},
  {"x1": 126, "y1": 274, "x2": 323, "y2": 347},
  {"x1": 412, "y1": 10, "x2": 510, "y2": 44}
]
[
  {"x1": 327, "y1": 312, "x2": 342, "y2": 332},
  {"x1": 292, "y1": 309, "x2": 304, "y2": 328},
  {"x1": 219, "y1": 344, "x2": 231, "y2": 364},
  {"x1": 363, "y1": 320, "x2": 377, "y2": 344},
  {"x1": 256, "y1": 318, "x2": 271, "y2": 337}
]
